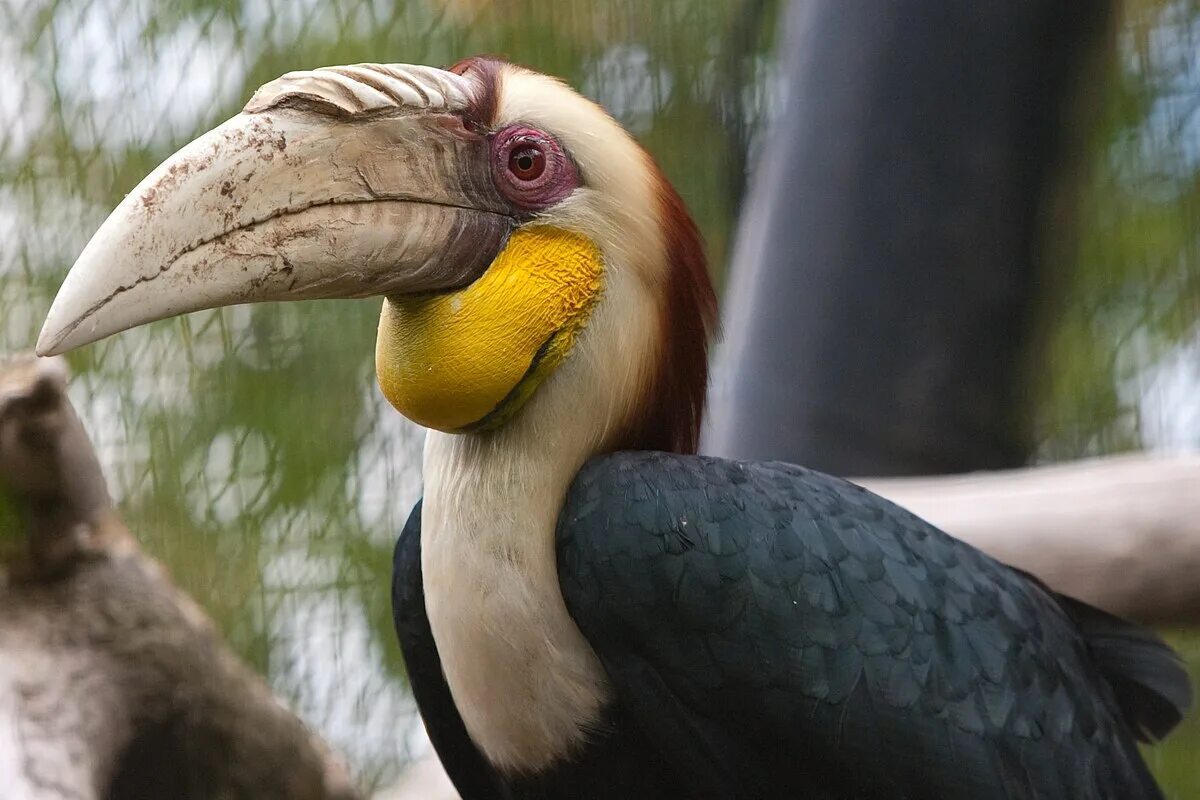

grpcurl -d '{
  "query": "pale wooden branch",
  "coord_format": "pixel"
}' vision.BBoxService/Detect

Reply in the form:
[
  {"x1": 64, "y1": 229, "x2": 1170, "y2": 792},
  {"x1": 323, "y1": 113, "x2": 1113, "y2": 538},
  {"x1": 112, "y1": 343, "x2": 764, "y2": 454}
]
[
  {"x1": 0, "y1": 355, "x2": 361, "y2": 800},
  {"x1": 861, "y1": 453, "x2": 1200, "y2": 626}
]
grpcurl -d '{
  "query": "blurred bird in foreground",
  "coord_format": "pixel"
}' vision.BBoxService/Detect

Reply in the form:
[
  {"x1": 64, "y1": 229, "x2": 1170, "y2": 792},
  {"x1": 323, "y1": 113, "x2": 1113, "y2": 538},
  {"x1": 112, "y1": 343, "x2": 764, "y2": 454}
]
[{"x1": 0, "y1": 354, "x2": 359, "y2": 800}]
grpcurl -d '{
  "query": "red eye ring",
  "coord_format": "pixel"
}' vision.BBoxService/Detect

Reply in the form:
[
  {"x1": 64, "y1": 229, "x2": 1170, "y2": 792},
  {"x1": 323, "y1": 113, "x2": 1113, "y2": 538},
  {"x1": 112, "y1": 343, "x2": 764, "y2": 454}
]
[
  {"x1": 491, "y1": 125, "x2": 578, "y2": 212},
  {"x1": 508, "y1": 145, "x2": 546, "y2": 181}
]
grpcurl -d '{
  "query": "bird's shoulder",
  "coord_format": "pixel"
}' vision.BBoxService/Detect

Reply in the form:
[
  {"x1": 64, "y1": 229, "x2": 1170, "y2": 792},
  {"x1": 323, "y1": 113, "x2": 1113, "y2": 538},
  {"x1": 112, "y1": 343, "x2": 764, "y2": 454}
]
[
  {"x1": 555, "y1": 451, "x2": 1168, "y2": 798},
  {"x1": 557, "y1": 451, "x2": 1060, "y2": 710}
]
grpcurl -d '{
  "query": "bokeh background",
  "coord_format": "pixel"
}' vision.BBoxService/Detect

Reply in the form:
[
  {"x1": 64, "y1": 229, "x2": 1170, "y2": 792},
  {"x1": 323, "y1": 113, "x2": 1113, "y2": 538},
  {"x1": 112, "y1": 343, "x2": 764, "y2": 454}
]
[{"x1": 0, "y1": 0, "x2": 1197, "y2": 795}]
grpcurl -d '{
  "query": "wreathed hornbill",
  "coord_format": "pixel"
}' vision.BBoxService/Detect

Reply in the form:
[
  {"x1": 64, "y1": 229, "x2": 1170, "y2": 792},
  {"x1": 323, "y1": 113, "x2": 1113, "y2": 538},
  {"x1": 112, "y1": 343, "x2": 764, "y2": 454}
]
[{"x1": 38, "y1": 58, "x2": 1191, "y2": 799}]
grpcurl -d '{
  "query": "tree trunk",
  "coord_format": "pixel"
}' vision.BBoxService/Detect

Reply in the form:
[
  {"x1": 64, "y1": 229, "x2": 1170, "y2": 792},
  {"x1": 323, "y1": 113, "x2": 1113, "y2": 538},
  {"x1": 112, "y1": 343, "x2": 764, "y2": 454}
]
[{"x1": 703, "y1": 0, "x2": 1116, "y2": 476}]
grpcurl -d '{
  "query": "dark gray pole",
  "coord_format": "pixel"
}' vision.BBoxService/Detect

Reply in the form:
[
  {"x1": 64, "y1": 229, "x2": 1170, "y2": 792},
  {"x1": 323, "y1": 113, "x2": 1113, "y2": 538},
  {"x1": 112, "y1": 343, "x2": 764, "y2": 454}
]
[{"x1": 703, "y1": 0, "x2": 1115, "y2": 476}]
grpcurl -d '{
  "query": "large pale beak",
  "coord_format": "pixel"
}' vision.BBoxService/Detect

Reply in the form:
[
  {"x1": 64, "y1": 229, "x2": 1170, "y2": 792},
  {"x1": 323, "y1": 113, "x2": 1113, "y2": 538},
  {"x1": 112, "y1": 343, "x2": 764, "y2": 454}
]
[{"x1": 37, "y1": 63, "x2": 513, "y2": 356}]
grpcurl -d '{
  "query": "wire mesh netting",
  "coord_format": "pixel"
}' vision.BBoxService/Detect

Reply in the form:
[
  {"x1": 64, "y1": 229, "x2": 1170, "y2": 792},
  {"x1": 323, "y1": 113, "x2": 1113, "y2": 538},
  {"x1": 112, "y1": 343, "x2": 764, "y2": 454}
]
[
  {"x1": 0, "y1": 0, "x2": 1198, "y2": 795},
  {"x1": 0, "y1": 0, "x2": 779, "y2": 791}
]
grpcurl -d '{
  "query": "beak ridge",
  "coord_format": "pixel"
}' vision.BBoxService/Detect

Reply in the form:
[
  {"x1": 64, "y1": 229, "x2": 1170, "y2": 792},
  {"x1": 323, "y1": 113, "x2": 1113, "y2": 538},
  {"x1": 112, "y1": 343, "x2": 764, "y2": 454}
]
[{"x1": 244, "y1": 63, "x2": 472, "y2": 117}]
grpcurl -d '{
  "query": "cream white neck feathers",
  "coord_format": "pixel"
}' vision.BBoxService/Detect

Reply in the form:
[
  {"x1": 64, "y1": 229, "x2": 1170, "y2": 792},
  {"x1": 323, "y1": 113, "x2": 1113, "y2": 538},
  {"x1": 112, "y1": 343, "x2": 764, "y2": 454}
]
[
  {"x1": 420, "y1": 65, "x2": 669, "y2": 774},
  {"x1": 421, "y1": 267, "x2": 658, "y2": 773}
]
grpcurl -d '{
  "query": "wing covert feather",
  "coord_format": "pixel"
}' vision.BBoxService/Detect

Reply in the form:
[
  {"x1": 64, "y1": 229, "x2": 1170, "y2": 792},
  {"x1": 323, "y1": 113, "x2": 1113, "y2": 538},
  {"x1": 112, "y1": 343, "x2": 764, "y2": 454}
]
[{"x1": 557, "y1": 453, "x2": 1167, "y2": 799}]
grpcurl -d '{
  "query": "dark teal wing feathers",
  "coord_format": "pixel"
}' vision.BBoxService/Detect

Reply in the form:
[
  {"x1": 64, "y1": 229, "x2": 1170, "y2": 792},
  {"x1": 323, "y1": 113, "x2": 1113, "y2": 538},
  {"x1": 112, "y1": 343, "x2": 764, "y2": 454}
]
[{"x1": 557, "y1": 452, "x2": 1184, "y2": 799}]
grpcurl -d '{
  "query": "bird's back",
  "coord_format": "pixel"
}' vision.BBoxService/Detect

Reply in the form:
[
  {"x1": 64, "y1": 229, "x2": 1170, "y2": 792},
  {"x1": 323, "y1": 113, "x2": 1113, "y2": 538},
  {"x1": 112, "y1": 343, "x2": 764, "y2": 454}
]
[{"x1": 557, "y1": 452, "x2": 1191, "y2": 799}]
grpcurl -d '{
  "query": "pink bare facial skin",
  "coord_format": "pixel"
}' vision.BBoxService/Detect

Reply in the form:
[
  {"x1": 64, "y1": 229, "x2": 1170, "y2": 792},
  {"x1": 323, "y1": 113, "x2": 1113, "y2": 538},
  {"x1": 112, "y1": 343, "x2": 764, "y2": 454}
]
[{"x1": 490, "y1": 125, "x2": 580, "y2": 213}]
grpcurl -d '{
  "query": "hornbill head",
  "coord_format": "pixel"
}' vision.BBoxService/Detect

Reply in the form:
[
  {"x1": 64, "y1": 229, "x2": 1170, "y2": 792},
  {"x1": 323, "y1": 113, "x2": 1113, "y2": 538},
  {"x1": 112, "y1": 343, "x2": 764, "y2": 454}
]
[{"x1": 38, "y1": 58, "x2": 715, "y2": 452}]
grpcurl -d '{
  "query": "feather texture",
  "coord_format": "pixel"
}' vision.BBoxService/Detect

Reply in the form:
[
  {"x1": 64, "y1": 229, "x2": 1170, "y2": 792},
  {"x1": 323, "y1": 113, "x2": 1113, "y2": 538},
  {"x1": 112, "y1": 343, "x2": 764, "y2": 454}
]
[
  {"x1": 394, "y1": 451, "x2": 1187, "y2": 798},
  {"x1": 554, "y1": 452, "x2": 1184, "y2": 799}
]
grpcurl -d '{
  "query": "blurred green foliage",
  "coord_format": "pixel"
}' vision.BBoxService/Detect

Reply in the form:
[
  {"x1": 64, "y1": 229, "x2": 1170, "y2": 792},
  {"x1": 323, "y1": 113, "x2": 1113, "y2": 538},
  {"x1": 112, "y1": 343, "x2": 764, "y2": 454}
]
[
  {"x1": 1040, "y1": 0, "x2": 1200, "y2": 460},
  {"x1": 0, "y1": 0, "x2": 1197, "y2": 794}
]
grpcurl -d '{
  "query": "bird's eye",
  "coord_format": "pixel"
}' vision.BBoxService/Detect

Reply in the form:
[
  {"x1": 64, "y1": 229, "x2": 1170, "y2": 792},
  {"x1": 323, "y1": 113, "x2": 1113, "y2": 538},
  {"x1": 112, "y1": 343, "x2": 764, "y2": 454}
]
[
  {"x1": 508, "y1": 146, "x2": 545, "y2": 181},
  {"x1": 491, "y1": 125, "x2": 578, "y2": 212}
]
